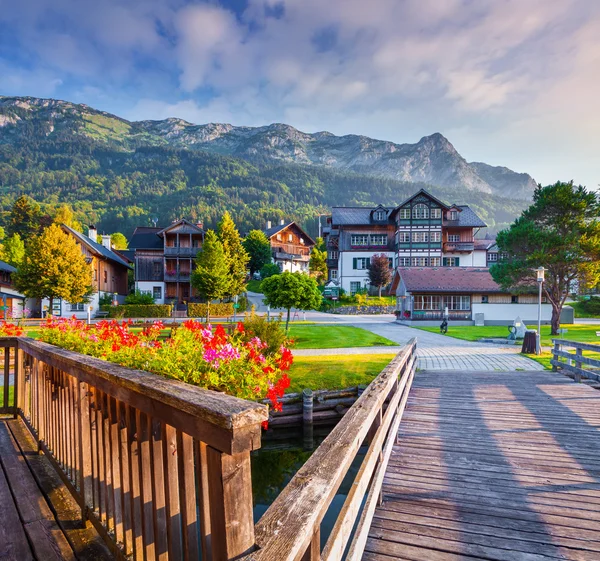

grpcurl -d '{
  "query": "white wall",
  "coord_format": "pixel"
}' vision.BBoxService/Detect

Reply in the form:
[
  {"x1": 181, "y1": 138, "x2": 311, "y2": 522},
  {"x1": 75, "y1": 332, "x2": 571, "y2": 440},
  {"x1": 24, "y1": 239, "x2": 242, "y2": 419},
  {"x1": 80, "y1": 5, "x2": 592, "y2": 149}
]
[
  {"x1": 339, "y1": 250, "x2": 395, "y2": 293},
  {"x1": 135, "y1": 281, "x2": 165, "y2": 304},
  {"x1": 42, "y1": 291, "x2": 128, "y2": 320},
  {"x1": 472, "y1": 303, "x2": 552, "y2": 324},
  {"x1": 472, "y1": 250, "x2": 487, "y2": 267},
  {"x1": 277, "y1": 259, "x2": 309, "y2": 274}
]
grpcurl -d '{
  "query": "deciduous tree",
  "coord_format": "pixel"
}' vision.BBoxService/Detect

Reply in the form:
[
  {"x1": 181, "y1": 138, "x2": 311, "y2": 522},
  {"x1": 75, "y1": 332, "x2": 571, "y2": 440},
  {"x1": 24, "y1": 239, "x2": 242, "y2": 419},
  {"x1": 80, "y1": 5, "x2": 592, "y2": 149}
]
[
  {"x1": 217, "y1": 211, "x2": 249, "y2": 297},
  {"x1": 243, "y1": 230, "x2": 272, "y2": 274},
  {"x1": 309, "y1": 237, "x2": 328, "y2": 284},
  {"x1": 54, "y1": 204, "x2": 83, "y2": 232},
  {"x1": 262, "y1": 272, "x2": 322, "y2": 332},
  {"x1": 2, "y1": 234, "x2": 25, "y2": 267},
  {"x1": 368, "y1": 253, "x2": 392, "y2": 297},
  {"x1": 110, "y1": 232, "x2": 129, "y2": 250},
  {"x1": 491, "y1": 181, "x2": 600, "y2": 334},
  {"x1": 14, "y1": 224, "x2": 94, "y2": 313},
  {"x1": 191, "y1": 230, "x2": 231, "y2": 323}
]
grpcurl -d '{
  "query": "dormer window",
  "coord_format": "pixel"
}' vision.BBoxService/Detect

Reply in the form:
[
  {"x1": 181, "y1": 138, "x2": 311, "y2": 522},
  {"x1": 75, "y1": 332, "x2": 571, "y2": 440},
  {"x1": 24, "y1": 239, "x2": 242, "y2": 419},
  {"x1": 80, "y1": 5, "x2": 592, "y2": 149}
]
[
  {"x1": 413, "y1": 204, "x2": 429, "y2": 219},
  {"x1": 374, "y1": 210, "x2": 386, "y2": 221},
  {"x1": 450, "y1": 210, "x2": 458, "y2": 221}
]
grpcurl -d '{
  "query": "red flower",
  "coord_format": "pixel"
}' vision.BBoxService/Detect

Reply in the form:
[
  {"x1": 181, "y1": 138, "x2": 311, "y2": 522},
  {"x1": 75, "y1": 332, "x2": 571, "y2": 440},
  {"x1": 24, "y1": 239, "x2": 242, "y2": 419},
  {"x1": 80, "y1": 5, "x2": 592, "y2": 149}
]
[
  {"x1": 261, "y1": 420, "x2": 269, "y2": 430},
  {"x1": 236, "y1": 322, "x2": 245, "y2": 333}
]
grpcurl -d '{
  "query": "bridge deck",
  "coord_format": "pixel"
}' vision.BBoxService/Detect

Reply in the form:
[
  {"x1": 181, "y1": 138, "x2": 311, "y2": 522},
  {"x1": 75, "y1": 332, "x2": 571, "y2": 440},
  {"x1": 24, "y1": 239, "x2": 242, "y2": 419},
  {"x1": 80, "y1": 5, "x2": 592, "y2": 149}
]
[{"x1": 366, "y1": 370, "x2": 600, "y2": 561}]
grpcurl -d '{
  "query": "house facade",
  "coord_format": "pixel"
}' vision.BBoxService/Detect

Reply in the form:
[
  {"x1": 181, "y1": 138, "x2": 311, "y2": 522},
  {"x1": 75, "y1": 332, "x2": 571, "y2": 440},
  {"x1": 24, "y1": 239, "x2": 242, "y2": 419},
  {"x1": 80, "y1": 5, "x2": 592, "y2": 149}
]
[
  {"x1": 129, "y1": 220, "x2": 204, "y2": 304},
  {"x1": 324, "y1": 190, "x2": 494, "y2": 294},
  {"x1": 264, "y1": 220, "x2": 315, "y2": 273},
  {"x1": 0, "y1": 260, "x2": 27, "y2": 318}
]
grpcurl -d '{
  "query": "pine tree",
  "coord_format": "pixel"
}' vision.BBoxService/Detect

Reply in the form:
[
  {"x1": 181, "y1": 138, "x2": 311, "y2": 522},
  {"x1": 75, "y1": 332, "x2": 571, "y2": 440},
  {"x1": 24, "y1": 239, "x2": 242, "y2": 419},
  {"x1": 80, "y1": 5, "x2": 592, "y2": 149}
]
[
  {"x1": 191, "y1": 230, "x2": 231, "y2": 323},
  {"x1": 14, "y1": 224, "x2": 94, "y2": 312},
  {"x1": 7, "y1": 195, "x2": 43, "y2": 241},
  {"x1": 242, "y1": 230, "x2": 272, "y2": 274},
  {"x1": 217, "y1": 211, "x2": 249, "y2": 297},
  {"x1": 309, "y1": 237, "x2": 328, "y2": 284},
  {"x1": 2, "y1": 234, "x2": 25, "y2": 267}
]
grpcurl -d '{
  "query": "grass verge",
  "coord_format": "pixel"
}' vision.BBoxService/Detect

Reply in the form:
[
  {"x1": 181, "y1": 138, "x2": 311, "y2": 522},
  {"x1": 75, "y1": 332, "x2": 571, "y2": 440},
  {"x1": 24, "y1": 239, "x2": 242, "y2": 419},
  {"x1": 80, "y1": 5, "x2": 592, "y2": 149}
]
[
  {"x1": 246, "y1": 280, "x2": 263, "y2": 293},
  {"x1": 288, "y1": 325, "x2": 397, "y2": 349}
]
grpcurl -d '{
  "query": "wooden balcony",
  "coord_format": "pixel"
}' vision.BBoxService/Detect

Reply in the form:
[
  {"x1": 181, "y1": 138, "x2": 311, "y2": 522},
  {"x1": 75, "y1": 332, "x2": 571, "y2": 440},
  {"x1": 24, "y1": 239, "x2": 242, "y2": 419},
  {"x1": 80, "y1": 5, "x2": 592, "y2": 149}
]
[
  {"x1": 164, "y1": 246, "x2": 200, "y2": 256},
  {"x1": 443, "y1": 241, "x2": 474, "y2": 253},
  {"x1": 272, "y1": 243, "x2": 310, "y2": 258},
  {"x1": 164, "y1": 271, "x2": 191, "y2": 282}
]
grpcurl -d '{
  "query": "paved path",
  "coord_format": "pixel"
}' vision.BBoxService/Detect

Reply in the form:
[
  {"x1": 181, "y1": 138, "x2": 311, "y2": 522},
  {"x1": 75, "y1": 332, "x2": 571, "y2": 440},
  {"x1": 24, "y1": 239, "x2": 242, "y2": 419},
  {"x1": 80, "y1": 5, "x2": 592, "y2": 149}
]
[{"x1": 367, "y1": 369, "x2": 600, "y2": 561}]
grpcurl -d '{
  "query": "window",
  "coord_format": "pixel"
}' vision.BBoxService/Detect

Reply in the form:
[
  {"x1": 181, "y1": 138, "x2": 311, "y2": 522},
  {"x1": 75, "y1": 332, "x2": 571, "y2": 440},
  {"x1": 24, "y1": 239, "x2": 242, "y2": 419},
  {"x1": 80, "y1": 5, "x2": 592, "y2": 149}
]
[
  {"x1": 399, "y1": 257, "x2": 411, "y2": 267},
  {"x1": 288, "y1": 234, "x2": 293, "y2": 242},
  {"x1": 449, "y1": 210, "x2": 458, "y2": 221},
  {"x1": 353, "y1": 257, "x2": 370, "y2": 270},
  {"x1": 103, "y1": 270, "x2": 108, "y2": 284},
  {"x1": 443, "y1": 295, "x2": 471, "y2": 310},
  {"x1": 399, "y1": 232, "x2": 410, "y2": 243},
  {"x1": 399, "y1": 208, "x2": 411, "y2": 220},
  {"x1": 350, "y1": 281, "x2": 361, "y2": 295},
  {"x1": 481, "y1": 295, "x2": 489, "y2": 303},
  {"x1": 276, "y1": 234, "x2": 282, "y2": 241},
  {"x1": 370, "y1": 234, "x2": 387, "y2": 246},
  {"x1": 328, "y1": 251, "x2": 339, "y2": 260},
  {"x1": 430, "y1": 257, "x2": 441, "y2": 267},
  {"x1": 411, "y1": 257, "x2": 429, "y2": 267},
  {"x1": 153, "y1": 261, "x2": 161, "y2": 277},
  {"x1": 443, "y1": 257, "x2": 460, "y2": 267},
  {"x1": 511, "y1": 295, "x2": 519, "y2": 303},
  {"x1": 487, "y1": 252, "x2": 498, "y2": 262},
  {"x1": 413, "y1": 204, "x2": 429, "y2": 219},
  {"x1": 388, "y1": 258, "x2": 394, "y2": 269},
  {"x1": 374, "y1": 210, "x2": 386, "y2": 221},
  {"x1": 330, "y1": 269, "x2": 338, "y2": 280},
  {"x1": 153, "y1": 286, "x2": 162, "y2": 300},
  {"x1": 69, "y1": 303, "x2": 85, "y2": 312},
  {"x1": 412, "y1": 232, "x2": 429, "y2": 243},
  {"x1": 448, "y1": 234, "x2": 461, "y2": 242},
  {"x1": 351, "y1": 235, "x2": 369, "y2": 246},
  {"x1": 414, "y1": 295, "x2": 441, "y2": 310},
  {"x1": 430, "y1": 231, "x2": 441, "y2": 242},
  {"x1": 430, "y1": 208, "x2": 441, "y2": 219}
]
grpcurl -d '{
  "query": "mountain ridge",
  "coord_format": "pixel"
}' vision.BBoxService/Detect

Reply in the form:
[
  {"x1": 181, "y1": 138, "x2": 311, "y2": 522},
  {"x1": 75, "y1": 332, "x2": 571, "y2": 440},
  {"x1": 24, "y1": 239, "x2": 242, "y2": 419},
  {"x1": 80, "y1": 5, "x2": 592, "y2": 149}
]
[{"x1": 0, "y1": 95, "x2": 536, "y2": 199}]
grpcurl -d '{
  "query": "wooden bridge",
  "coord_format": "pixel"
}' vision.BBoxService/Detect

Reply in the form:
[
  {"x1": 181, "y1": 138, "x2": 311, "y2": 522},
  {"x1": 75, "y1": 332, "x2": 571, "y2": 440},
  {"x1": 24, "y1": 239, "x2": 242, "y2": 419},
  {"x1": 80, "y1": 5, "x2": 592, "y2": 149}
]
[{"x1": 1, "y1": 336, "x2": 600, "y2": 560}]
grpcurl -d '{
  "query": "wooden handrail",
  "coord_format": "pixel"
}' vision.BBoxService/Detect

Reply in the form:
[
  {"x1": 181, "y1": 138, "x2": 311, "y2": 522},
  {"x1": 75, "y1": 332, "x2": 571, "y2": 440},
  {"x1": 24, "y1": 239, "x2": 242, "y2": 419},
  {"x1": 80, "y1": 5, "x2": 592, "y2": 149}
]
[
  {"x1": 0, "y1": 336, "x2": 268, "y2": 561},
  {"x1": 242, "y1": 338, "x2": 417, "y2": 561},
  {"x1": 551, "y1": 338, "x2": 600, "y2": 383}
]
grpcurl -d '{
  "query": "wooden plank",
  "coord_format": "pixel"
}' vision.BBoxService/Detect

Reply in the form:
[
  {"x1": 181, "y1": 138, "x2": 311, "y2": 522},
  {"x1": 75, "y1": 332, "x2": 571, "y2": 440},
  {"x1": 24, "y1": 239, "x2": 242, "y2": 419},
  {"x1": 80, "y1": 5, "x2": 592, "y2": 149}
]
[
  {"x1": 177, "y1": 431, "x2": 200, "y2": 560},
  {"x1": 137, "y1": 409, "x2": 156, "y2": 561},
  {"x1": 552, "y1": 359, "x2": 600, "y2": 382},
  {"x1": 4, "y1": 346, "x2": 9, "y2": 409},
  {"x1": 108, "y1": 396, "x2": 124, "y2": 548},
  {"x1": 127, "y1": 405, "x2": 144, "y2": 561},
  {"x1": 117, "y1": 401, "x2": 133, "y2": 558},
  {"x1": 552, "y1": 339, "x2": 600, "y2": 352},
  {"x1": 150, "y1": 418, "x2": 169, "y2": 560},
  {"x1": 196, "y1": 440, "x2": 212, "y2": 560},
  {"x1": 163, "y1": 423, "x2": 183, "y2": 561}
]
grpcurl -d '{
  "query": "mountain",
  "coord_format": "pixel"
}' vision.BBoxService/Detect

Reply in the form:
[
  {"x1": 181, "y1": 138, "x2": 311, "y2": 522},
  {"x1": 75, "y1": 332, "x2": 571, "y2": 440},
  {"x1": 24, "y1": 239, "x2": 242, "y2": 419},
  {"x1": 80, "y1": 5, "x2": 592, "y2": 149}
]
[
  {"x1": 0, "y1": 96, "x2": 537, "y2": 200},
  {"x1": 0, "y1": 95, "x2": 531, "y2": 236}
]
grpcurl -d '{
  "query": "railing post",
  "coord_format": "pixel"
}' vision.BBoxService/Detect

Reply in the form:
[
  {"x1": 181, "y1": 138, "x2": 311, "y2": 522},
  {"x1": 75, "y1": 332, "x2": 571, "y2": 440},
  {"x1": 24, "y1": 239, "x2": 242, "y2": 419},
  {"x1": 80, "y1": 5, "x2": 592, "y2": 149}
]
[
  {"x1": 552, "y1": 341, "x2": 559, "y2": 371},
  {"x1": 303, "y1": 388, "x2": 314, "y2": 450},
  {"x1": 206, "y1": 446, "x2": 256, "y2": 560},
  {"x1": 575, "y1": 347, "x2": 582, "y2": 383},
  {"x1": 78, "y1": 381, "x2": 93, "y2": 516},
  {"x1": 15, "y1": 345, "x2": 24, "y2": 414}
]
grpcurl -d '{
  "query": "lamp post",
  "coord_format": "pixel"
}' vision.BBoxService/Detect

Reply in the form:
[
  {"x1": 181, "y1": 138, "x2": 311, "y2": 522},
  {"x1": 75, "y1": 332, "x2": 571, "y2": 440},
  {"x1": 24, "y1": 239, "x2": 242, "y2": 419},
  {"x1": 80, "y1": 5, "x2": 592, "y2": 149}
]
[{"x1": 536, "y1": 266, "x2": 545, "y2": 355}]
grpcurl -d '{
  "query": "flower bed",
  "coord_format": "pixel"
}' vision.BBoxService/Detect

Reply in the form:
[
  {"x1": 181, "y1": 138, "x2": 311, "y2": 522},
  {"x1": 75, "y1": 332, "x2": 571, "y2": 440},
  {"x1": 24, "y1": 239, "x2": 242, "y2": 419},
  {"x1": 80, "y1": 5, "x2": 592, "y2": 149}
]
[{"x1": 1, "y1": 318, "x2": 292, "y2": 421}]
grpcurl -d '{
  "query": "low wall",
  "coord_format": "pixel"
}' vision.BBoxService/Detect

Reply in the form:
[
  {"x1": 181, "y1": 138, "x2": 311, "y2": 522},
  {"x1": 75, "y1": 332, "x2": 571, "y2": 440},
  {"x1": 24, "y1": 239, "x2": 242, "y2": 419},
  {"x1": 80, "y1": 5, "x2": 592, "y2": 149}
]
[{"x1": 329, "y1": 305, "x2": 396, "y2": 315}]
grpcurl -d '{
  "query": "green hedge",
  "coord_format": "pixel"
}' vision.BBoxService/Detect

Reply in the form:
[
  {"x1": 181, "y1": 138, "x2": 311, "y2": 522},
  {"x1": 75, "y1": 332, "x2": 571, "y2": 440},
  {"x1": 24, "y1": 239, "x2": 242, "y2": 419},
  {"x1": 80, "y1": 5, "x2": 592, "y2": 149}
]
[
  {"x1": 107, "y1": 304, "x2": 173, "y2": 318},
  {"x1": 187, "y1": 303, "x2": 234, "y2": 318}
]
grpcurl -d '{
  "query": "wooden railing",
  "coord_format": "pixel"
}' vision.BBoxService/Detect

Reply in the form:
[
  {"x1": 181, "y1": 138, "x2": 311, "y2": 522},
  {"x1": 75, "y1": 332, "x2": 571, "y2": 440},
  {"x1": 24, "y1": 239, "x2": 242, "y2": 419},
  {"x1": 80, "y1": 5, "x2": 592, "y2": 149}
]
[
  {"x1": 551, "y1": 339, "x2": 600, "y2": 383},
  {"x1": 0, "y1": 337, "x2": 268, "y2": 561},
  {"x1": 242, "y1": 338, "x2": 417, "y2": 561}
]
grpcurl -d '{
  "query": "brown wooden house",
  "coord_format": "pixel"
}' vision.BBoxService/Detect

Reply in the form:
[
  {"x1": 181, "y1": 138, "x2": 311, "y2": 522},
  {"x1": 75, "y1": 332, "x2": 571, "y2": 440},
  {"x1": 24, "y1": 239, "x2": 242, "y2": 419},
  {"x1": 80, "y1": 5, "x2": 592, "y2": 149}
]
[{"x1": 263, "y1": 220, "x2": 315, "y2": 273}]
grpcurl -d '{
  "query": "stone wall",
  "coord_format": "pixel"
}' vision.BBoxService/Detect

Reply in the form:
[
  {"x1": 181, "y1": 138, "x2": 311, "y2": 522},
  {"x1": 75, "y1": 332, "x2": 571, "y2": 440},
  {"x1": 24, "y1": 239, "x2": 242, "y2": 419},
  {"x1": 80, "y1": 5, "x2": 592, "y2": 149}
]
[{"x1": 329, "y1": 305, "x2": 396, "y2": 315}]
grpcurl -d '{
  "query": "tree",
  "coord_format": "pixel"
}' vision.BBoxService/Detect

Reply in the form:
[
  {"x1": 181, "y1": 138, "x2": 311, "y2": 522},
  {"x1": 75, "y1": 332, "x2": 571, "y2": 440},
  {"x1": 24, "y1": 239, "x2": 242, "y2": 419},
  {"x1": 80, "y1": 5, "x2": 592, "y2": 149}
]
[
  {"x1": 53, "y1": 204, "x2": 83, "y2": 232},
  {"x1": 243, "y1": 230, "x2": 272, "y2": 274},
  {"x1": 491, "y1": 181, "x2": 600, "y2": 335},
  {"x1": 217, "y1": 211, "x2": 249, "y2": 298},
  {"x1": 260, "y1": 263, "x2": 280, "y2": 279},
  {"x1": 262, "y1": 272, "x2": 322, "y2": 332},
  {"x1": 14, "y1": 224, "x2": 94, "y2": 312},
  {"x1": 110, "y1": 232, "x2": 129, "y2": 250},
  {"x1": 191, "y1": 230, "x2": 231, "y2": 323},
  {"x1": 7, "y1": 195, "x2": 43, "y2": 241},
  {"x1": 368, "y1": 253, "x2": 392, "y2": 297},
  {"x1": 2, "y1": 234, "x2": 25, "y2": 267},
  {"x1": 309, "y1": 237, "x2": 328, "y2": 284}
]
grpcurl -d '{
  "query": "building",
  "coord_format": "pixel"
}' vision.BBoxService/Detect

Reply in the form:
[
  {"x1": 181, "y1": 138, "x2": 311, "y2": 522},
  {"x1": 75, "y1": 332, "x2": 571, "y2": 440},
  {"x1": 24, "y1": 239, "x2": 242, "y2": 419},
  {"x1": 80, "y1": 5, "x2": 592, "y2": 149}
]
[
  {"x1": 264, "y1": 220, "x2": 315, "y2": 273},
  {"x1": 42, "y1": 225, "x2": 132, "y2": 318},
  {"x1": 128, "y1": 219, "x2": 204, "y2": 304},
  {"x1": 0, "y1": 260, "x2": 27, "y2": 318},
  {"x1": 391, "y1": 266, "x2": 558, "y2": 326}
]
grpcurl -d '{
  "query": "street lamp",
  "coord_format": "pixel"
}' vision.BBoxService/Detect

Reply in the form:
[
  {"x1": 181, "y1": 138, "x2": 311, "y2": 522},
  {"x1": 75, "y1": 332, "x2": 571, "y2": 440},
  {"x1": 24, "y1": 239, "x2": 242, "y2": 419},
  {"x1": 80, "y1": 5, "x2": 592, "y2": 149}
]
[{"x1": 536, "y1": 267, "x2": 545, "y2": 355}]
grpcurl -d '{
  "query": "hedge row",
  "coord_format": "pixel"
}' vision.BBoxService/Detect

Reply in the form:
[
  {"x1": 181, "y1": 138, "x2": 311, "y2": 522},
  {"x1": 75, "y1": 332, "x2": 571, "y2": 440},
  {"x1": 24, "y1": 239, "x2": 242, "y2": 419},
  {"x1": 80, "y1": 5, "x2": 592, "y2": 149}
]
[
  {"x1": 107, "y1": 304, "x2": 173, "y2": 318},
  {"x1": 187, "y1": 303, "x2": 234, "y2": 318}
]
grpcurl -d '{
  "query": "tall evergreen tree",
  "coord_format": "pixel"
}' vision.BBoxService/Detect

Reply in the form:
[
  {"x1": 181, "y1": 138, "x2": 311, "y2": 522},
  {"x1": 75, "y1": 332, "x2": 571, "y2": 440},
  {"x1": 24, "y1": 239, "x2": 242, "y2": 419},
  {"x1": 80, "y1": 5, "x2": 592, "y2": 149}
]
[
  {"x1": 191, "y1": 230, "x2": 231, "y2": 323},
  {"x1": 243, "y1": 230, "x2": 272, "y2": 274},
  {"x1": 2, "y1": 234, "x2": 25, "y2": 267},
  {"x1": 7, "y1": 195, "x2": 43, "y2": 241},
  {"x1": 217, "y1": 211, "x2": 249, "y2": 297},
  {"x1": 15, "y1": 224, "x2": 94, "y2": 312},
  {"x1": 309, "y1": 237, "x2": 328, "y2": 284}
]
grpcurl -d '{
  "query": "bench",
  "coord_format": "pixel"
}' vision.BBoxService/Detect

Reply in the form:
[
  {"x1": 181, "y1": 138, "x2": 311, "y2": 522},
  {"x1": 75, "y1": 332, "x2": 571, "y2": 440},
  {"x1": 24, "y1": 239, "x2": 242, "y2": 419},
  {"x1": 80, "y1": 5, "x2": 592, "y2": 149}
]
[{"x1": 95, "y1": 311, "x2": 109, "y2": 318}]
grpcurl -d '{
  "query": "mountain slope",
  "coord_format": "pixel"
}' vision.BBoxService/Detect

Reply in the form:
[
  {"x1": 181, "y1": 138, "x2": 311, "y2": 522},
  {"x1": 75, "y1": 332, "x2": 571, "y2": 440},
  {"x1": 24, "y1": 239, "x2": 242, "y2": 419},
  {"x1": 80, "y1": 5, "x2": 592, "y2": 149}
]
[{"x1": 0, "y1": 95, "x2": 536, "y2": 199}]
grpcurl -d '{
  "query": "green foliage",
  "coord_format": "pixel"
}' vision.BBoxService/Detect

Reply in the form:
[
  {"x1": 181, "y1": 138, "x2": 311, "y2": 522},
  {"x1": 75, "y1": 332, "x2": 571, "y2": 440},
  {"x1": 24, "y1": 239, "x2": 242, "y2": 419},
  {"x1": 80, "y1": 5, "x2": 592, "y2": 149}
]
[
  {"x1": 368, "y1": 253, "x2": 392, "y2": 297},
  {"x1": 309, "y1": 237, "x2": 327, "y2": 285},
  {"x1": 260, "y1": 263, "x2": 280, "y2": 279},
  {"x1": 576, "y1": 297, "x2": 600, "y2": 315},
  {"x1": 15, "y1": 224, "x2": 94, "y2": 308},
  {"x1": 191, "y1": 230, "x2": 231, "y2": 322},
  {"x1": 125, "y1": 290, "x2": 155, "y2": 305},
  {"x1": 98, "y1": 293, "x2": 113, "y2": 306},
  {"x1": 241, "y1": 309, "x2": 288, "y2": 356},
  {"x1": 107, "y1": 304, "x2": 173, "y2": 318},
  {"x1": 7, "y1": 195, "x2": 46, "y2": 241},
  {"x1": 491, "y1": 181, "x2": 600, "y2": 334},
  {"x1": 243, "y1": 230, "x2": 272, "y2": 274},
  {"x1": 54, "y1": 204, "x2": 83, "y2": 232},
  {"x1": 261, "y1": 272, "x2": 322, "y2": 331},
  {"x1": 110, "y1": 232, "x2": 128, "y2": 250},
  {"x1": 187, "y1": 302, "x2": 234, "y2": 318},
  {"x1": 217, "y1": 211, "x2": 248, "y2": 297},
  {"x1": 1, "y1": 233, "x2": 25, "y2": 267}
]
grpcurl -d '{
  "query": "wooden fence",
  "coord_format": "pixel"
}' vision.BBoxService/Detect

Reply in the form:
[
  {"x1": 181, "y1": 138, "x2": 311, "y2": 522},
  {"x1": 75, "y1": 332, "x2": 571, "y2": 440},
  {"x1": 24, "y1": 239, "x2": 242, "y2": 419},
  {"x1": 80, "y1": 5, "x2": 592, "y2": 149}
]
[{"x1": 551, "y1": 338, "x2": 600, "y2": 382}]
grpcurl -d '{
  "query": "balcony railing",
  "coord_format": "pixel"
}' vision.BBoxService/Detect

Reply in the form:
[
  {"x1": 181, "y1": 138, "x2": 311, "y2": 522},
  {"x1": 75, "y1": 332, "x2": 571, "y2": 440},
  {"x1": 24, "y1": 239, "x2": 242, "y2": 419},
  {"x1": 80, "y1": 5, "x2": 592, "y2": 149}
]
[
  {"x1": 164, "y1": 246, "x2": 200, "y2": 256},
  {"x1": 443, "y1": 241, "x2": 474, "y2": 253},
  {"x1": 164, "y1": 272, "x2": 191, "y2": 282},
  {"x1": 274, "y1": 243, "x2": 310, "y2": 256}
]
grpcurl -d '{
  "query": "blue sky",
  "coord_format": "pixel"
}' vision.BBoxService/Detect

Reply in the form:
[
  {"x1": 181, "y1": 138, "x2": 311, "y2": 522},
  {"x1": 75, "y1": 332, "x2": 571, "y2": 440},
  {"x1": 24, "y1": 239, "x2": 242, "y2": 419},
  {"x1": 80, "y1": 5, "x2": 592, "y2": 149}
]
[{"x1": 1, "y1": 0, "x2": 599, "y2": 188}]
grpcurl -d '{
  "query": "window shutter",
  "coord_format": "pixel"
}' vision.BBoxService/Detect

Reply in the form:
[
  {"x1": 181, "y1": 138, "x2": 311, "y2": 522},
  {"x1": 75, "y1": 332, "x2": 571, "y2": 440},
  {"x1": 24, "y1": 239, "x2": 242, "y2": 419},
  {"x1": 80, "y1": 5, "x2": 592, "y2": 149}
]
[
  {"x1": 388, "y1": 258, "x2": 393, "y2": 269},
  {"x1": 353, "y1": 258, "x2": 357, "y2": 269},
  {"x1": 456, "y1": 258, "x2": 460, "y2": 267},
  {"x1": 367, "y1": 258, "x2": 371, "y2": 268},
  {"x1": 443, "y1": 258, "x2": 447, "y2": 266}
]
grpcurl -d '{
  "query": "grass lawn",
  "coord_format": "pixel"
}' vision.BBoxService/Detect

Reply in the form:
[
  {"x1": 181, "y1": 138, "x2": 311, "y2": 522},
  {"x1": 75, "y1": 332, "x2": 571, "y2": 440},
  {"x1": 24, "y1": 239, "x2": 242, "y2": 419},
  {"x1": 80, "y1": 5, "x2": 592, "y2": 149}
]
[
  {"x1": 0, "y1": 385, "x2": 14, "y2": 406},
  {"x1": 246, "y1": 280, "x2": 263, "y2": 293},
  {"x1": 287, "y1": 354, "x2": 396, "y2": 393},
  {"x1": 288, "y1": 325, "x2": 397, "y2": 349}
]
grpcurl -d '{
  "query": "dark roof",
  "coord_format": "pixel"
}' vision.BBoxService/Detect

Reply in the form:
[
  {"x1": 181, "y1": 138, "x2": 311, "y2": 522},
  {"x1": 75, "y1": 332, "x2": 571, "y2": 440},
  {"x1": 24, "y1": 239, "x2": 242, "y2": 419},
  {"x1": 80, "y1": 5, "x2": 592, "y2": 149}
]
[
  {"x1": 264, "y1": 222, "x2": 316, "y2": 245},
  {"x1": 62, "y1": 225, "x2": 132, "y2": 269},
  {"x1": 0, "y1": 260, "x2": 16, "y2": 273},
  {"x1": 446, "y1": 206, "x2": 487, "y2": 228},
  {"x1": 394, "y1": 267, "x2": 503, "y2": 293},
  {"x1": 331, "y1": 207, "x2": 393, "y2": 226},
  {"x1": 392, "y1": 189, "x2": 450, "y2": 215},
  {"x1": 129, "y1": 227, "x2": 163, "y2": 250},
  {"x1": 158, "y1": 219, "x2": 204, "y2": 236},
  {"x1": 474, "y1": 239, "x2": 496, "y2": 250}
]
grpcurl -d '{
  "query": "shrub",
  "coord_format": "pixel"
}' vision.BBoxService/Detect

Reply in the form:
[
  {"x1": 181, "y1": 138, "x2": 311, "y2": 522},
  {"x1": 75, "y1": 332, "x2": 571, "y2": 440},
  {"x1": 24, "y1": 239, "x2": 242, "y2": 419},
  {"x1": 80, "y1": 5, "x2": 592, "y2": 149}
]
[
  {"x1": 98, "y1": 293, "x2": 113, "y2": 306},
  {"x1": 237, "y1": 295, "x2": 249, "y2": 312},
  {"x1": 188, "y1": 302, "x2": 234, "y2": 318},
  {"x1": 108, "y1": 304, "x2": 173, "y2": 318},
  {"x1": 125, "y1": 290, "x2": 155, "y2": 305},
  {"x1": 241, "y1": 309, "x2": 288, "y2": 356},
  {"x1": 260, "y1": 263, "x2": 280, "y2": 279},
  {"x1": 580, "y1": 297, "x2": 600, "y2": 315}
]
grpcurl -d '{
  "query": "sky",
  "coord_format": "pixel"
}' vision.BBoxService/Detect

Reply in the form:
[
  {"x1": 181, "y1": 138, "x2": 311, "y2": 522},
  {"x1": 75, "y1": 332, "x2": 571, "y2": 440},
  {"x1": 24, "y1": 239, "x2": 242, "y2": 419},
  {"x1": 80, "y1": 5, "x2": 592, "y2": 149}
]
[{"x1": 1, "y1": 0, "x2": 599, "y2": 188}]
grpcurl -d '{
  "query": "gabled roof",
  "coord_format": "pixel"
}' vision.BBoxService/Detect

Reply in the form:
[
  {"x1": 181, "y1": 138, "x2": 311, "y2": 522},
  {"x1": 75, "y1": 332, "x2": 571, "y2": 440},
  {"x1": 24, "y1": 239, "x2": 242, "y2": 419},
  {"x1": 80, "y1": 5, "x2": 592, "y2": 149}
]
[
  {"x1": 264, "y1": 222, "x2": 316, "y2": 246},
  {"x1": 391, "y1": 189, "x2": 451, "y2": 216},
  {"x1": 62, "y1": 225, "x2": 132, "y2": 269},
  {"x1": 447, "y1": 206, "x2": 487, "y2": 228},
  {"x1": 392, "y1": 267, "x2": 503, "y2": 293},
  {"x1": 158, "y1": 219, "x2": 204, "y2": 236},
  {"x1": 330, "y1": 207, "x2": 393, "y2": 226},
  {"x1": 0, "y1": 260, "x2": 16, "y2": 273},
  {"x1": 474, "y1": 239, "x2": 496, "y2": 251},
  {"x1": 129, "y1": 227, "x2": 163, "y2": 250}
]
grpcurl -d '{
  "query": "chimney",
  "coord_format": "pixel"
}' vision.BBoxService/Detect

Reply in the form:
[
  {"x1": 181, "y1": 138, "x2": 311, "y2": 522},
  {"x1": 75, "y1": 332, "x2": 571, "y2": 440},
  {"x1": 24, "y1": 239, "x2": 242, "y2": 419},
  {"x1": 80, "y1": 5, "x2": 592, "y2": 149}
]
[
  {"x1": 267, "y1": 220, "x2": 272, "y2": 229},
  {"x1": 196, "y1": 222, "x2": 204, "y2": 230},
  {"x1": 280, "y1": 219, "x2": 285, "y2": 226},
  {"x1": 101, "y1": 235, "x2": 112, "y2": 250},
  {"x1": 88, "y1": 225, "x2": 97, "y2": 241}
]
